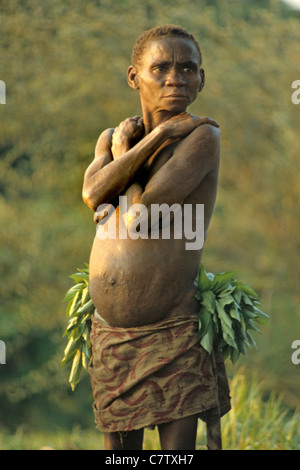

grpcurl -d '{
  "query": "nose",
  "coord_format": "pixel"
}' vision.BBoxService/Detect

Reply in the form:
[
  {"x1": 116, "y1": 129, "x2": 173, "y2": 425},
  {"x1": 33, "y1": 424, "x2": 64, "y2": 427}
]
[{"x1": 164, "y1": 68, "x2": 185, "y2": 87}]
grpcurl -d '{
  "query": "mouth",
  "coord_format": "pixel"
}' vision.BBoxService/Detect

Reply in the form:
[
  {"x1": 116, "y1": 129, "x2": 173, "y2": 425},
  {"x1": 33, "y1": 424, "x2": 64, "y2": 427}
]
[
  {"x1": 164, "y1": 94, "x2": 187, "y2": 100},
  {"x1": 165, "y1": 94, "x2": 187, "y2": 98}
]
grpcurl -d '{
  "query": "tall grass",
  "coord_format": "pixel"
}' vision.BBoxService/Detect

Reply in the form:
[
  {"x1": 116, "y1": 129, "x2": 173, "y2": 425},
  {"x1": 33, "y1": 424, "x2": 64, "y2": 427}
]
[
  {"x1": 0, "y1": 368, "x2": 298, "y2": 450},
  {"x1": 196, "y1": 368, "x2": 300, "y2": 450}
]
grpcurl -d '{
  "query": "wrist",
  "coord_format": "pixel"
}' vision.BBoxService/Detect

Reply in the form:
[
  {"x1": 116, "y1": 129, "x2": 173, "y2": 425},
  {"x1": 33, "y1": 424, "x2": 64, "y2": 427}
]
[
  {"x1": 112, "y1": 137, "x2": 131, "y2": 158},
  {"x1": 153, "y1": 122, "x2": 170, "y2": 141}
]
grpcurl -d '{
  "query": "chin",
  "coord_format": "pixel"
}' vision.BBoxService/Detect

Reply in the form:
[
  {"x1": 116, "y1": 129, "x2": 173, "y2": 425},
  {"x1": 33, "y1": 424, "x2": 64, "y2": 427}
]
[{"x1": 165, "y1": 104, "x2": 188, "y2": 114}]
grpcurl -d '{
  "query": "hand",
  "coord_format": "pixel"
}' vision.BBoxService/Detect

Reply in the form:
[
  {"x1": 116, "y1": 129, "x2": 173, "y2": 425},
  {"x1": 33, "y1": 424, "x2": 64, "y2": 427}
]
[
  {"x1": 111, "y1": 116, "x2": 144, "y2": 159},
  {"x1": 158, "y1": 112, "x2": 219, "y2": 140}
]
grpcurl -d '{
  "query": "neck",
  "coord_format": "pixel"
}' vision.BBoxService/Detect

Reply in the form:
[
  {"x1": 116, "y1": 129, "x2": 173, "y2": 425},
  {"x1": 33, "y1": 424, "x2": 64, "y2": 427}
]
[{"x1": 142, "y1": 107, "x2": 183, "y2": 134}]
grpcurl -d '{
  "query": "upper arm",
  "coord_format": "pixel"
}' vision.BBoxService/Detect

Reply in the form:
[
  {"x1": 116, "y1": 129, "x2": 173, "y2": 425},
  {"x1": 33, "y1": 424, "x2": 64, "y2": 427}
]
[
  {"x1": 94, "y1": 128, "x2": 114, "y2": 160},
  {"x1": 83, "y1": 128, "x2": 114, "y2": 184},
  {"x1": 140, "y1": 123, "x2": 220, "y2": 208},
  {"x1": 82, "y1": 128, "x2": 114, "y2": 208}
]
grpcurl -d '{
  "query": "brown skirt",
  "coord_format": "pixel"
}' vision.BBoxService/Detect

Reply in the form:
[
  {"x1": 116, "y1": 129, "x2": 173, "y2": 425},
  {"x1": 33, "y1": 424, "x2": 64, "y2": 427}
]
[{"x1": 89, "y1": 314, "x2": 231, "y2": 432}]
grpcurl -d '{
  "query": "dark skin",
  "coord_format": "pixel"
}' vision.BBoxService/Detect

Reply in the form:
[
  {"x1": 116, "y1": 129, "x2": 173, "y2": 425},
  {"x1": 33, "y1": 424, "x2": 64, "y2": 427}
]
[{"x1": 82, "y1": 37, "x2": 221, "y2": 450}]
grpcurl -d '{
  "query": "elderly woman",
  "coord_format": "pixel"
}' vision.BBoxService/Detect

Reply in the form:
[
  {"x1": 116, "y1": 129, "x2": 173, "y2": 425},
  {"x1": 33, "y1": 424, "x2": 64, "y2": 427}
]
[{"x1": 82, "y1": 25, "x2": 230, "y2": 450}]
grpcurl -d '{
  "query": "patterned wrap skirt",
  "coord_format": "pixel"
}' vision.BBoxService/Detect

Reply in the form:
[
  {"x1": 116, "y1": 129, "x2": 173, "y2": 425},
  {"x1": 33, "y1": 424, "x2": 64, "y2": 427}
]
[{"x1": 89, "y1": 313, "x2": 231, "y2": 432}]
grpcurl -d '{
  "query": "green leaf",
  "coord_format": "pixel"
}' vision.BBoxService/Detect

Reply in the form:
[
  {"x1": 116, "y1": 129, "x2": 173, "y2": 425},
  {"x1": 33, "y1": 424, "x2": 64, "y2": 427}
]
[
  {"x1": 229, "y1": 305, "x2": 241, "y2": 322},
  {"x1": 198, "y1": 308, "x2": 212, "y2": 338},
  {"x1": 82, "y1": 338, "x2": 91, "y2": 370},
  {"x1": 218, "y1": 287, "x2": 235, "y2": 297},
  {"x1": 233, "y1": 288, "x2": 242, "y2": 304},
  {"x1": 246, "y1": 319, "x2": 261, "y2": 332},
  {"x1": 76, "y1": 299, "x2": 95, "y2": 316},
  {"x1": 222, "y1": 329, "x2": 238, "y2": 349},
  {"x1": 220, "y1": 345, "x2": 230, "y2": 361},
  {"x1": 246, "y1": 331, "x2": 257, "y2": 348},
  {"x1": 194, "y1": 265, "x2": 268, "y2": 365},
  {"x1": 72, "y1": 322, "x2": 86, "y2": 342},
  {"x1": 80, "y1": 286, "x2": 90, "y2": 306},
  {"x1": 62, "y1": 265, "x2": 94, "y2": 390},
  {"x1": 218, "y1": 294, "x2": 235, "y2": 309},
  {"x1": 64, "y1": 315, "x2": 79, "y2": 333},
  {"x1": 65, "y1": 299, "x2": 74, "y2": 318},
  {"x1": 230, "y1": 347, "x2": 240, "y2": 364},
  {"x1": 211, "y1": 270, "x2": 237, "y2": 292},
  {"x1": 66, "y1": 290, "x2": 80, "y2": 317},
  {"x1": 253, "y1": 307, "x2": 269, "y2": 324},
  {"x1": 241, "y1": 292, "x2": 254, "y2": 306},
  {"x1": 69, "y1": 348, "x2": 83, "y2": 391},
  {"x1": 215, "y1": 300, "x2": 233, "y2": 329},
  {"x1": 194, "y1": 290, "x2": 203, "y2": 301},
  {"x1": 69, "y1": 272, "x2": 89, "y2": 283},
  {"x1": 201, "y1": 291, "x2": 216, "y2": 314},
  {"x1": 63, "y1": 283, "x2": 83, "y2": 303},
  {"x1": 199, "y1": 321, "x2": 214, "y2": 354},
  {"x1": 235, "y1": 282, "x2": 258, "y2": 299},
  {"x1": 82, "y1": 325, "x2": 91, "y2": 342},
  {"x1": 62, "y1": 336, "x2": 78, "y2": 366},
  {"x1": 195, "y1": 265, "x2": 212, "y2": 291},
  {"x1": 242, "y1": 308, "x2": 258, "y2": 320},
  {"x1": 235, "y1": 335, "x2": 247, "y2": 356}
]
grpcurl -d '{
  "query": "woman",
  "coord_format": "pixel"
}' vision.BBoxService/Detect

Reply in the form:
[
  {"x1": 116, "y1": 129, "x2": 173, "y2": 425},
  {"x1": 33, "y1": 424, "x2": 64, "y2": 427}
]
[{"x1": 82, "y1": 25, "x2": 230, "y2": 450}]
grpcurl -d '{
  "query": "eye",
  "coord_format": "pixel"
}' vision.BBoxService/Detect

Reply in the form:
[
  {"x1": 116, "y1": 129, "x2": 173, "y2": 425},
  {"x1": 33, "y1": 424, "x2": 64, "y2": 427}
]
[
  {"x1": 182, "y1": 63, "x2": 198, "y2": 73},
  {"x1": 153, "y1": 65, "x2": 166, "y2": 73},
  {"x1": 184, "y1": 65, "x2": 198, "y2": 73}
]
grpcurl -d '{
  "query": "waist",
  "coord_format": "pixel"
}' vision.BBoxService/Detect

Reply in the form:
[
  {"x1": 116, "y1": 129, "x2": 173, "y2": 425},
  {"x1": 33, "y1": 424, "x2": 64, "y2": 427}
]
[
  {"x1": 92, "y1": 310, "x2": 199, "y2": 333},
  {"x1": 94, "y1": 310, "x2": 111, "y2": 325}
]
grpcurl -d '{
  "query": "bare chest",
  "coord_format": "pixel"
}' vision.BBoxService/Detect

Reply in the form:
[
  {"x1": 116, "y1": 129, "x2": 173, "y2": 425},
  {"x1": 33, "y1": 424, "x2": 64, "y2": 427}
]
[{"x1": 140, "y1": 140, "x2": 177, "y2": 184}]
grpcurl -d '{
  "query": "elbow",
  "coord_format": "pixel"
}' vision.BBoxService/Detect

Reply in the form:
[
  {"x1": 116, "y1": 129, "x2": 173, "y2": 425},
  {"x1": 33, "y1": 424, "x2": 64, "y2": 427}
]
[{"x1": 82, "y1": 188, "x2": 96, "y2": 212}]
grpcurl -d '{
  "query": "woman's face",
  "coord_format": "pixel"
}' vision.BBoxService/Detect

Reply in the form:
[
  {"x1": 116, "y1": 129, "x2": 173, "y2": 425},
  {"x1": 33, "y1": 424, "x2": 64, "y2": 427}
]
[{"x1": 129, "y1": 36, "x2": 204, "y2": 117}]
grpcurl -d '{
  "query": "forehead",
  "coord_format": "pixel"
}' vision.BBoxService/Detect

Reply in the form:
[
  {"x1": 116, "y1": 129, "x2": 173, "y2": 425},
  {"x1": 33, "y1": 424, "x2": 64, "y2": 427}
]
[{"x1": 140, "y1": 37, "x2": 200, "y2": 66}]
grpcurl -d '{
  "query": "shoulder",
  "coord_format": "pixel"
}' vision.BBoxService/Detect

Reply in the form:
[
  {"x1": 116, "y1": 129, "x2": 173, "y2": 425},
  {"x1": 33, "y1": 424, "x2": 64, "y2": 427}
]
[
  {"x1": 179, "y1": 120, "x2": 220, "y2": 154},
  {"x1": 94, "y1": 128, "x2": 114, "y2": 157},
  {"x1": 171, "y1": 120, "x2": 220, "y2": 174},
  {"x1": 191, "y1": 120, "x2": 220, "y2": 144},
  {"x1": 188, "y1": 122, "x2": 221, "y2": 160}
]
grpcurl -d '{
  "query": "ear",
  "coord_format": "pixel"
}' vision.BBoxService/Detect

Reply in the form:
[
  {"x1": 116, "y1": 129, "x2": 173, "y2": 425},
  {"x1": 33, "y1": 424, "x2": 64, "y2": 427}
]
[
  {"x1": 127, "y1": 65, "x2": 139, "y2": 90},
  {"x1": 199, "y1": 68, "x2": 205, "y2": 92}
]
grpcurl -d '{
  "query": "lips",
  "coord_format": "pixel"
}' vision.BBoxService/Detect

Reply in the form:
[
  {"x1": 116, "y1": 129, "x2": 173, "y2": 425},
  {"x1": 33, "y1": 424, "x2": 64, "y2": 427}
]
[{"x1": 164, "y1": 94, "x2": 187, "y2": 99}]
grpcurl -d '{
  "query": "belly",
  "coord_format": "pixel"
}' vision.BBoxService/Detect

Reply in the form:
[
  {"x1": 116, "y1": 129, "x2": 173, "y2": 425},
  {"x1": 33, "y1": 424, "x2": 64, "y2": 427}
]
[{"x1": 89, "y1": 233, "x2": 201, "y2": 327}]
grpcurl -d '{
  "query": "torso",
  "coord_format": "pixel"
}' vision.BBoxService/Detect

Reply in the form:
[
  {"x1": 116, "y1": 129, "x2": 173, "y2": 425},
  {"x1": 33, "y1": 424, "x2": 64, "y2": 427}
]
[{"x1": 89, "y1": 133, "x2": 218, "y2": 327}]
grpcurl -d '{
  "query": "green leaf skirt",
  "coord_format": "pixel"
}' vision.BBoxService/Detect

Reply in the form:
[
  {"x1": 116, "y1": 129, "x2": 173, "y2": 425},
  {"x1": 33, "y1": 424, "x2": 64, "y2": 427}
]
[{"x1": 62, "y1": 264, "x2": 268, "y2": 390}]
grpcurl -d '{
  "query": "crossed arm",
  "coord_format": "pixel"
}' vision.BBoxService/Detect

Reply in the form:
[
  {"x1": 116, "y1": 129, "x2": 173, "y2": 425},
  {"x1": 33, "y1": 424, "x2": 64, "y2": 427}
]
[{"x1": 82, "y1": 113, "x2": 220, "y2": 227}]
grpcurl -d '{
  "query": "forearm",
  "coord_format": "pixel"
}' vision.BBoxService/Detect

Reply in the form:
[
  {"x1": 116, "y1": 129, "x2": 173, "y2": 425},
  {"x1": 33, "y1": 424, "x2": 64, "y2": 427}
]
[
  {"x1": 120, "y1": 182, "x2": 143, "y2": 228},
  {"x1": 121, "y1": 123, "x2": 221, "y2": 234},
  {"x1": 83, "y1": 126, "x2": 168, "y2": 212}
]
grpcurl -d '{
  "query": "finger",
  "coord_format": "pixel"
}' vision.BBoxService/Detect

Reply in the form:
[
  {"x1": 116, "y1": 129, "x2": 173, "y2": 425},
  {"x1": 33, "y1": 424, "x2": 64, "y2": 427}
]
[
  {"x1": 137, "y1": 117, "x2": 144, "y2": 127},
  {"x1": 206, "y1": 117, "x2": 220, "y2": 127},
  {"x1": 168, "y1": 112, "x2": 189, "y2": 122},
  {"x1": 130, "y1": 116, "x2": 141, "y2": 122},
  {"x1": 198, "y1": 117, "x2": 220, "y2": 128}
]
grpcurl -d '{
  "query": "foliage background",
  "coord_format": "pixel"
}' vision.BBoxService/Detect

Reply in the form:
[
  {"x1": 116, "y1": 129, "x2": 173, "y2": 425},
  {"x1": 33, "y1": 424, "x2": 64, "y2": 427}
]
[{"x1": 0, "y1": 0, "x2": 299, "y2": 444}]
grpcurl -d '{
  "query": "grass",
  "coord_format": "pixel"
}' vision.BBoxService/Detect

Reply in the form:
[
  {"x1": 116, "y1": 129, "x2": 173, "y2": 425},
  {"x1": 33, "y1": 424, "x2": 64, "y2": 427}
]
[
  {"x1": 197, "y1": 368, "x2": 300, "y2": 450},
  {"x1": 0, "y1": 368, "x2": 299, "y2": 450}
]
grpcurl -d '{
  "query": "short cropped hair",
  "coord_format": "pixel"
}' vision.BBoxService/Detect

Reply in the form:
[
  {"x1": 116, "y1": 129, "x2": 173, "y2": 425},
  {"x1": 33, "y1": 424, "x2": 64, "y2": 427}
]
[{"x1": 131, "y1": 25, "x2": 202, "y2": 67}]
